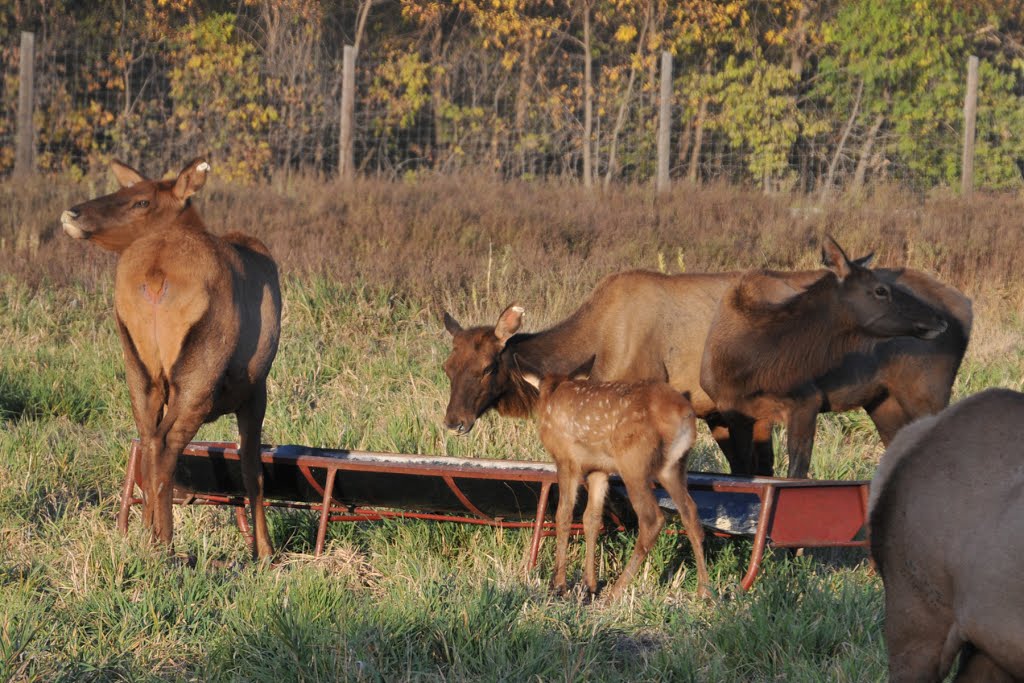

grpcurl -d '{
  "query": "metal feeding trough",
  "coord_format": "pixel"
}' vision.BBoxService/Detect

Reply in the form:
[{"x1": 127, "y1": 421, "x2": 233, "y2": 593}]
[{"x1": 117, "y1": 440, "x2": 869, "y2": 590}]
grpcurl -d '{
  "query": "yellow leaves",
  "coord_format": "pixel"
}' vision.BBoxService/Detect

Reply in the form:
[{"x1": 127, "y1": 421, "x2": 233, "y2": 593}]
[{"x1": 614, "y1": 24, "x2": 638, "y2": 43}]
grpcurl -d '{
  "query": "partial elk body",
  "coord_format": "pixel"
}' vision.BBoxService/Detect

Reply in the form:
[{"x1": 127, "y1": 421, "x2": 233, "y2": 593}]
[
  {"x1": 521, "y1": 358, "x2": 709, "y2": 601},
  {"x1": 441, "y1": 262, "x2": 969, "y2": 478},
  {"x1": 62, "y1": 158, "x2": 281, "y2": 559},
  {"x1": 700, "y1": 237, "x2": 948, "y2": 478},
  {"x1": 870, "y1": 388, "x2": 1024, "y2": 681}
]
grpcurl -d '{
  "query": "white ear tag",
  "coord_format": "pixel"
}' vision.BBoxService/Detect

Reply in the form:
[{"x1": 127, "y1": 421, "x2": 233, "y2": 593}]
[{"x1": 197, "y1": 162, "x2": 211, "y2": 173}]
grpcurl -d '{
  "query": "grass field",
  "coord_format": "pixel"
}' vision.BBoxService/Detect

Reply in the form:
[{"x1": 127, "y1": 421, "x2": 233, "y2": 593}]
[{"x1": 1, "y1": 173, "x2": 1022, "y2": 681}]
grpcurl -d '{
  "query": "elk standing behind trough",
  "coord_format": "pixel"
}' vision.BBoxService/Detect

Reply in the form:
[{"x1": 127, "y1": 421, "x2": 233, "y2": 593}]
[
  {"x1": 442, "y1": 261, "x2": 968, "y2": 478},
  {"x1": 61, "y1": 158, "x2": 282, "y2": 559},
  {"x1": 869, "y1": 388, "x2": 1024, "y2": 681},
  {"x1": 519, "y1": 350, "x2": 710, "y2": 601},
  {"x1": 700, "y1": 237, "x2": 948, "y2": 478}
]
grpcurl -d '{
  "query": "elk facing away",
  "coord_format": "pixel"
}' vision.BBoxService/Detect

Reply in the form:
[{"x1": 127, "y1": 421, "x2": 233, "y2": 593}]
[
  {"x1": 700, "y1": 237, "x2": 948, "y2": 478},
  {"x1": 61, "y1": 158, "x2": 282, "y2": 559},
  {"x1": 520, "y1": 357, "x2": 710, "y2": 602},
  {"x1": 869, "y1": 388, "x2": 1024, "y2": 682}
]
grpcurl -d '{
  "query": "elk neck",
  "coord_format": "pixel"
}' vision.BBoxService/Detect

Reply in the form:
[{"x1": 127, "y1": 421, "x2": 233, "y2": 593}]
[{"x1": 734, "y1": 273, "x2": 875, "y2": 395}]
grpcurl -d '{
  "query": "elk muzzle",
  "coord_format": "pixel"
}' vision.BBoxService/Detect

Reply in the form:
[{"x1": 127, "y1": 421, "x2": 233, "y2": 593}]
[{"x1": 60, "y1": 208, "x2": 88, "y2": 239}]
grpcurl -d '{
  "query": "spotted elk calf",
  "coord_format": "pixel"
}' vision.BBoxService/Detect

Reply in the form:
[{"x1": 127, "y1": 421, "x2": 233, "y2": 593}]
[{"x1": 521, "y1": 357, "x2": 710, "y2": 601}]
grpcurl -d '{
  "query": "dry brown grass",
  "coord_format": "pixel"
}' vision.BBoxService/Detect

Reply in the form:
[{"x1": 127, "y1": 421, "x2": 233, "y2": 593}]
[{"x1": 3, "y1": 171, "x2": 1021, "y2": 345}]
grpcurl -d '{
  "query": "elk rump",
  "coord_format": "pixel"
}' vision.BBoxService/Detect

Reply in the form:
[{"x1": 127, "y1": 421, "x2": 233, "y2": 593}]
[{"x1": 869, "y1": 388, "x2": 1024, "y2": 681}]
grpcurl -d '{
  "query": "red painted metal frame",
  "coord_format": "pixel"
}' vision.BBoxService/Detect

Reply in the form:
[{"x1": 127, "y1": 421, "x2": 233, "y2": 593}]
[{"x1": 117, "y1": 440, "x2": 870, "y2": 590}]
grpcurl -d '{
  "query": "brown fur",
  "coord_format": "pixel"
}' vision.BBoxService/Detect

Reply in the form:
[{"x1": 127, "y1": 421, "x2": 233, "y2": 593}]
[
  {"x1": 869, "y1": 389, "x2": 1024, "y2": 681},
  {"x1": 62, "y1": 158, "x2": 282, "y2": 559},
  {"x1": 700, "y1": 238, "x2": 949, "y2": 478},
  {"x1": 522, "y1": 363, "x2": 709, "y2": 601},
  {"x1": 443, "y1": 260, "x2": 970, "y2": 477}
]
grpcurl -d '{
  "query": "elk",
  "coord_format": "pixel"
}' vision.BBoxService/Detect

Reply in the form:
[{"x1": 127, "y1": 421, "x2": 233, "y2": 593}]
[
  {"x1": 699, "y1": 237, "x2": 948, "y2": 478},
  {"x1": 869, "y1": 388, "x2": 1024, "y2": 682},
  {"x1": 519, "y1": 357, "x2": 710, "y2": 601},
  {"x1": 61, "y1": 158, "x2": 281, "y2": 559},
  {"x1": 441, "y1": 262, "x2": 969, "y2": 477}
]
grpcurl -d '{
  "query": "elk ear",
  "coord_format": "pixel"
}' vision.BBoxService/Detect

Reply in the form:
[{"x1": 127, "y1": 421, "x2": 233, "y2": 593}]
[
  {"x1": 494, "y1": 304, "x2": 524, "y2": 346},
  {"x1": 514, "y1": 354, "x2": 542, "y2": 389},
  {"x1": 851, "y1": 252, "x2": 874, "y2": 268},
  {"x1": 111, "y1": 160, "x2": 145, "y2": 188},
  {"x1": 172, "y1": 157, "x2": 211, "y2": 203},
  {"x1": 443, "y1": 312, "x2": 463, "y2": 336},
  {"x1": 821, "y1": 236, "x2": 854, "y2": 281},
  {"x1": 569, "y1": 355, "x2": 596, "y2": 381}
]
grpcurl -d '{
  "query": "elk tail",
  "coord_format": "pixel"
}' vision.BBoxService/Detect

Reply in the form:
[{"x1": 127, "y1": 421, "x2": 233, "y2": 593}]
[{"x1": 664, "y1": 410, "x2": 697, "y2": 467}]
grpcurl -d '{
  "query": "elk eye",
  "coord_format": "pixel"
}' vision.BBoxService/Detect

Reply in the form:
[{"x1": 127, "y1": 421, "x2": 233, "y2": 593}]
[
  {"x1": 132, "y1": 200, "x2": 150, "y2": 209},
  {"x1": 481, "y1": 364, "x2": 497, "y2": 377},
  {"x1": 874, "y1": 285, "x2": 888, "y2": 298}
]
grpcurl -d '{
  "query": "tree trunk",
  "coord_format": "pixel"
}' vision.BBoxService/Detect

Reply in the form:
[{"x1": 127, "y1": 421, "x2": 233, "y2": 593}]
[
  {"x1": 604, "y1": 0, "x2": 652, "y2": 188},
  {"x1": 822, "y1": 78, "x2": 863, "y2": 198},
  {"x1": 688, "y1": 64, "x2": 710, "y2": 185},
  {"x1": 582, "y1": 0, "x2": 593, "y2": 188},
  {"x1": 853, "y1": 109, "x2": 885, "y2": 192}
]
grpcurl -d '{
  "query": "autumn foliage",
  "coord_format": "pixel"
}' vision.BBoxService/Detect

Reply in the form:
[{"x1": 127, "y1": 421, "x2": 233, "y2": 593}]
[{"x1": 1, "y1": 0, "x2": 1023, "y2": 190}]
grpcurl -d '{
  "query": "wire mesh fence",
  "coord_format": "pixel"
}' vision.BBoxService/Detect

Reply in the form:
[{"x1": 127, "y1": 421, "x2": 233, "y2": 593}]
[{"x1": 3, "y1": 5, "x2": 1022, "y2": 193}]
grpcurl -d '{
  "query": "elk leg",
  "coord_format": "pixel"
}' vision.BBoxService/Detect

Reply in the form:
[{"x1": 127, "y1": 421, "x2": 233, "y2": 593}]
[
  {"x1": 582, "y1": 471, "x2": 609, "y2": 595},
  {"x1": 658, "y1": 467, "x2": 710, "y2": 599},
  {"x1": 867, "y1": 395, "x2": 912, "y2": 447},
  {"x1": 954, "y1": 646, "x2": 1015, "y2": 683},
  {"x1": 752, "y1": 419, "x2": 775, "y2": 477},
  {"x1": 706, "y1": 414, "x2": 736, "y2": 471},
  {"x1": 718, "y1": 413, "x2": 756, "y2": 475},
  {"x1": 237, "y1": 382, "x2": 273, "y2": 561},
  {"x1": 884, "y1": 588, "x2": 953, "y2": 683},
  {"x1": 785, "y1": 400, "x2": 820, "y2": 479},
  {"x1": 150, "y1": 385, "x2": 214, "y2": 548},
  {"x1": 118, "y1": 319, "x2": 167, "y2": 534},
  {"x1": 552, "y1": 466, "x2": 581, "y2": 594},
  {"x1": 606, "y1": 475, "x2": 664, "y2": 601}
]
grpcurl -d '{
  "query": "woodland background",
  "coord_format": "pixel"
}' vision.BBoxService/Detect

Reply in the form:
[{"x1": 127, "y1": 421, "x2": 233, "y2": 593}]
[{"x1": 2, "y1": 0, "x2": 1024, "y2": 192}]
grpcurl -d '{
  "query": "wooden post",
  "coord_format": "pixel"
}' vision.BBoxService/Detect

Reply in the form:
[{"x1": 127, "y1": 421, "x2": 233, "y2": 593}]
[
  {"x1": 961, "y1": 55, "x2": 979, "y2": 196},
  {"x1": 338, "y1": 45, "x2": 357, "y2": 182},
  {"x1": 656, "y1": 51, "x2": 672, "y2": 193},
  {"x1": 15, "y1": 31, "x2": 35, "y2": 176}
]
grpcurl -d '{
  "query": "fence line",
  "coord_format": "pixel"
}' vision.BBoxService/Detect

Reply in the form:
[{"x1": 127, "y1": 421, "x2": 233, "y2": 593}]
[{"x1": 0, "y1": 27, "x2": 1012, "y2": 194}]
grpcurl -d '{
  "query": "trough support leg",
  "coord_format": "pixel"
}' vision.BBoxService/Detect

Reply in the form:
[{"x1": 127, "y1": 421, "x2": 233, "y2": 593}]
[
  {"x1": 315, "y1": 468, "x2": 338, "y2": 556},
  {"x1": 526, "y1": 482, "x2": 552, "y2": 571},
  {"x1": 740, "y1": 485, "x2": 776, "y2": 592},
  {"x1": 116, "y1": 441, "x2": 141, "y2": 534}
]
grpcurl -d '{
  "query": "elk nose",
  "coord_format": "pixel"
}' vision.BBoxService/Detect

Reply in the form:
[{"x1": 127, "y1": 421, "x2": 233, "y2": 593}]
[
  {"x1": 916, "y1": 318, "x2": 948, "y2": 339},
  {"x1": 446, "y1": 420, "x2": 467, "y2": 435}
]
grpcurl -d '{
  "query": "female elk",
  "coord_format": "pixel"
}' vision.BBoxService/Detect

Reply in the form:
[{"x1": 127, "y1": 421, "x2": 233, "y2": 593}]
[
  {"x1": 61, "y1": 158, "x2": 281, "y2": 560},
  {"x1": 870, "y1": 388, "x2": 1024, "y2": 681},
  {"x1": 700, "y1": 237, "x2": 948, "y2": 478},
  {"x1": 520, "y1": 358, "x2": 710, "y2": 601}
]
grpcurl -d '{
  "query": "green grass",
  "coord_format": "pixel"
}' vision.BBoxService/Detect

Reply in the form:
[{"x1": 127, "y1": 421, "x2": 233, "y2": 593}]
[{"x1": 2, "y1": 174, "x2": 1022, "y2": 681}]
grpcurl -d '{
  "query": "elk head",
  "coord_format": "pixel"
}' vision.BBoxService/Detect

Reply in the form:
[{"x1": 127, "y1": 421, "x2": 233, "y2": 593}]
[
  {"x1": 441, "y1": 304, "x2": 526, "y2": 435},
  {"x1": 61, "y1": 158, "x2": 211, "y2": 253},
  {"x1": 823, "y1": 236, "x2": 947, "y2": 340}
]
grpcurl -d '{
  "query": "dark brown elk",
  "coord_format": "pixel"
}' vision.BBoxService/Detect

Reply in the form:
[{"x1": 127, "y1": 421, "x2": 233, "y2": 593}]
[
  {"x1": 869, "y1": 388, "x2": 1024, "y2": 682},
  {"x1": 519, "y1": 359, "x2": 709, "y2": 601},
  {"x1": 61, "y1": 158, "x2": 281, "y2": 559},
  {"x1": 700, "y1": 237, "x2": 948, "y2": 478},
  {"x1": 441, "y1": 263, "x2": 969, "y2": 477}
]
